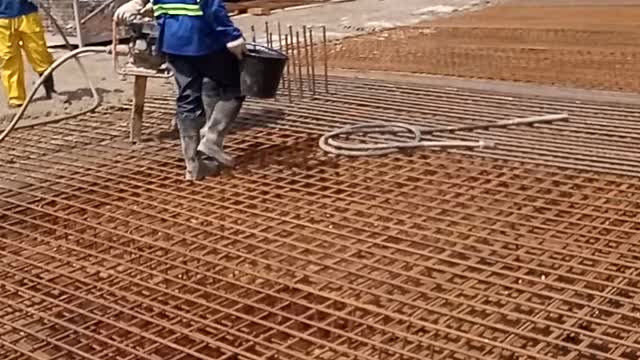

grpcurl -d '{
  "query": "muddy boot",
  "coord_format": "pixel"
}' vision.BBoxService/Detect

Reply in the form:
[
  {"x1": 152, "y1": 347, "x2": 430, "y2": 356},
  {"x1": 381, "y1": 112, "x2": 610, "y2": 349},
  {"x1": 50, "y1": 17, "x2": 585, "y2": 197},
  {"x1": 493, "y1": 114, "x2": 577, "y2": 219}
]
[
  {"x1": 197, "y1": 96, "x2": 244, "y2": 167},
  {"x1": 180, "y1": 134, "x2": 201, "y2": 180},
  {"x1": 177, "y1": 113, "x2": 206, "y2": 180},
  {"x1": 195, "y1": 155, "x2": 222, "y2": 179},
  {"x1": 40, "y1": 73, "x2": 68, "y2": 103}
]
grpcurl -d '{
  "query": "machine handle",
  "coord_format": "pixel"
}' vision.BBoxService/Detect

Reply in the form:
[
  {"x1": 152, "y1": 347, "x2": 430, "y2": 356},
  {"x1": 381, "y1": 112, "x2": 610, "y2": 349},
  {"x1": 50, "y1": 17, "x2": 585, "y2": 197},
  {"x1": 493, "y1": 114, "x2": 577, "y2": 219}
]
[
  {"x1": 246, "y1": 42, "x2": 288, "y2": 58},
  {"x1": 111, "y1": 20, "x2": 174, "y2": 79}
]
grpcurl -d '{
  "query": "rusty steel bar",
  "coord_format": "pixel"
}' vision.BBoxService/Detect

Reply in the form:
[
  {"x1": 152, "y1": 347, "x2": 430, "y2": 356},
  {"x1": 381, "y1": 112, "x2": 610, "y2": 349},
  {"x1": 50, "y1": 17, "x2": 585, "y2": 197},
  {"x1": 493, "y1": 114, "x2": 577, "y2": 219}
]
[
  {"x1": 288, "y1": 25, "x2": 297, "y2": 92},
  {"x1": 285, "y1": 34, "x2": 292, "y2": 103},
  {"x1": 303, "y1": 25, "x2": 312, "y2": 92},
  {"x1": 322, "y1": 25, "x2": 328, "y2": 93},
  {"x1": 278, "y1": 22, "x2": 284, "y2": 91},
  {"x1": 309, "y1": 27, "x2": 316, "y2": 96},
  {"x1": 296, "y1": 31, "x2": 304, "y2": 99}
]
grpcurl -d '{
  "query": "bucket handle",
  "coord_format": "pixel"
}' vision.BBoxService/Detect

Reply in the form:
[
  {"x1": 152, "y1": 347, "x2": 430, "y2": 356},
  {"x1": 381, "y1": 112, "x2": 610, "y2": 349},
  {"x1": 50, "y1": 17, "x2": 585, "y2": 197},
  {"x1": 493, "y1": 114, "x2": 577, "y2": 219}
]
[{"x1": 246, "y1": 42, "x2": 287, "y2": 58}]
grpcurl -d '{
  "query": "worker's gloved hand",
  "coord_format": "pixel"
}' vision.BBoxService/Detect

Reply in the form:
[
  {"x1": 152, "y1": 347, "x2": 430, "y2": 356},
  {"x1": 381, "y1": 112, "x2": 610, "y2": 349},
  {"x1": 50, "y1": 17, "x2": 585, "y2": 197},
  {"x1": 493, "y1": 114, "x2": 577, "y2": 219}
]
[
  {"x1": 140, "y1": 2, "x2": 154, "y2": 18},
  {"x1": 227, "y1": 37, "x2": 248, "y2": 61},
  {"x1": 114, "y1": 0, "x2": 149, "y2": 24}
]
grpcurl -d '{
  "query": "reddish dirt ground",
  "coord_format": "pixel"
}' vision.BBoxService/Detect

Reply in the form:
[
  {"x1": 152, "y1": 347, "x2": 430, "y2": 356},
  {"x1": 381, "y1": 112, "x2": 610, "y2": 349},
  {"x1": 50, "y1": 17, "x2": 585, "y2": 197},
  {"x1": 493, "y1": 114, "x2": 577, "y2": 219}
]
[
  {"x1": 325, "y1": 1, "x2": 640, "y2": 92},
  {"x1": 226, "y1": 0, "x2": 327, "y2": 15}
]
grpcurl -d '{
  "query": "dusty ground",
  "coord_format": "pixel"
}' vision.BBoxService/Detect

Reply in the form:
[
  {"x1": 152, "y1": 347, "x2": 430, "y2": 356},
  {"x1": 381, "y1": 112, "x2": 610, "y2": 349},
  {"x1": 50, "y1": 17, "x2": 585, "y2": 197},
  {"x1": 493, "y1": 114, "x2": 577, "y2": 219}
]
[
  {"x1": 325, "y1": 0, "x2": 640, "y2": 92},
  {"x1": 0, "y1": 0, "x2": 494, "y2": 126}
]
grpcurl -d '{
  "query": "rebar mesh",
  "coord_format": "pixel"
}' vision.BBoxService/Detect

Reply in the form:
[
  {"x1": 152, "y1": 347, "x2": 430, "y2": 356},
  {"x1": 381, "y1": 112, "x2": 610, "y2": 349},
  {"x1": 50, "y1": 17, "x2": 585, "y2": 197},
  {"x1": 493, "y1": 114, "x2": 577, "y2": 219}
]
[
  {"x1": 1, "y1": 77, "x2": 640, "y2": 359},
  {"x1": 323, "y1": 3, "x2": 640, "y2": 93}
]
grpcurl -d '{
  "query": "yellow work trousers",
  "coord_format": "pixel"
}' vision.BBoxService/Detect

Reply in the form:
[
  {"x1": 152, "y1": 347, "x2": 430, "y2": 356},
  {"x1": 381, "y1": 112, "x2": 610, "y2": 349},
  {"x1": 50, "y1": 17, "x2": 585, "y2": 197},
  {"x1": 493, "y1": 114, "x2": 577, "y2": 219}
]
[{"x1": 0, "y1": 12, "x2": 54, "y2": 106}]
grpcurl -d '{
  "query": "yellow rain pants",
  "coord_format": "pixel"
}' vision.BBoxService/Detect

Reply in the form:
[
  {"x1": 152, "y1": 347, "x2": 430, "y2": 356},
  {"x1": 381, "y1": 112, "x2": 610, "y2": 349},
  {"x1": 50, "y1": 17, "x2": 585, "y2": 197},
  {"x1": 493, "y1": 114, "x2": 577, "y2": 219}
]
[{"x1": 0, "y1": 11, "x2": 54, "y2": 107}]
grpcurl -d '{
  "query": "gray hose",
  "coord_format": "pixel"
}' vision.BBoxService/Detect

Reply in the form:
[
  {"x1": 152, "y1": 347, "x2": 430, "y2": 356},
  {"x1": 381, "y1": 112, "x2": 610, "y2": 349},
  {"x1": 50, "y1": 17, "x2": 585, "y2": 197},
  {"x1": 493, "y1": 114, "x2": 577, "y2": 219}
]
[
  {"x1": 319, "y1": 113, "x2": 569, "y2": 156},
  {"x1": 0, "y1": 3, "x2": 106, "y2": 143}
]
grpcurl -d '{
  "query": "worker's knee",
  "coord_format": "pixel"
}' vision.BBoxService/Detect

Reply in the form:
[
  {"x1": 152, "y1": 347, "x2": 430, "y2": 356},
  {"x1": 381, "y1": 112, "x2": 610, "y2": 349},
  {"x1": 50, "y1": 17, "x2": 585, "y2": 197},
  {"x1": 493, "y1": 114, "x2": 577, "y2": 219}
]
[
  {"x1": 0, "y1": 36, "x2": 18, "y2": 67},
  {"x1": 12, "y1": 16, "x2": 53, "y2": 74},
  {"x1": 175, "y1": 112, "x2": 205, "y2": 136},
  {"x1": 0, "y1": 49, "x2": 17, "y2": 69},
  {"x1": 0, "y1": 51, "x2": 23, "y2": 81},
  {"x1": 21, "y1": 12, "x2": 46, "y2": 34}
]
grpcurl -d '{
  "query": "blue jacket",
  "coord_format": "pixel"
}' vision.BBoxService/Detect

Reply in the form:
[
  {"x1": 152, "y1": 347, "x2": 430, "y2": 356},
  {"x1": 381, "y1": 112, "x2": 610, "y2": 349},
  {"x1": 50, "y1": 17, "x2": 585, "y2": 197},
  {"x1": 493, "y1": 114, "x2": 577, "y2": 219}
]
[
  {"x1": 153, "y1": 0, "x2": 243, "y2": 56},
  {"x1": 0, "y1": 0, "x2": 38, "y2": 19}
]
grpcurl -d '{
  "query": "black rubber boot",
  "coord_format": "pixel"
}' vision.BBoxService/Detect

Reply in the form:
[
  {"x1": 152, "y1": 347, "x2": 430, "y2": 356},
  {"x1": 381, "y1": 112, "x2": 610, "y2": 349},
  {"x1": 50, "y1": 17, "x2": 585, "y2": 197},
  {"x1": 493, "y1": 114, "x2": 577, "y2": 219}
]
[
  {"x1": 41, "y1": 73, "x2": 55, "y2": 99},
  {"x1": 39, "y1": 73, "x2": 69, "y2": 103}
]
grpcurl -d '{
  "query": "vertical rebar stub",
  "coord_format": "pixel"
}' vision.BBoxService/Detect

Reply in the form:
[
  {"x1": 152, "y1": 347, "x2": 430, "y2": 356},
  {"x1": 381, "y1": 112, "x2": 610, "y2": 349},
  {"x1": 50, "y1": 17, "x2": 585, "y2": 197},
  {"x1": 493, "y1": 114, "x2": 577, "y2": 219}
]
[
  {"x1": 303, "y1": 25, "x2": 312, "y2": 93},
  {"x1": 288, "y1": 25, "x2": 296, "y2": 91},
  {"x1": 309, "y1": 27, "x2": 316, "y2": 96},
  {"x1": 278, "y1": 22, "x2": 284, "y2": 91},
  {"x1": 322, "y1": 25, "x2": 329, "y2": 93},
  {"x1": 296, "y1": 31, "x2": 304, "y2": 99},
  {"x1": 285, "y1": 34, "x2": 292, "y2": 103}
]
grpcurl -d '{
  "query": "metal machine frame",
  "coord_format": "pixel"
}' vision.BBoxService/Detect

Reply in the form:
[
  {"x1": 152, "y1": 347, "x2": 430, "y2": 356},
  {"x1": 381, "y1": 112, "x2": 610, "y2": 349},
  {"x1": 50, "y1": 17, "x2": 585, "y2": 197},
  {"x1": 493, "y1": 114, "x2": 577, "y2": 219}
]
[{"x1": 112, "y1": 19, "x2": 173, "y2": 143}]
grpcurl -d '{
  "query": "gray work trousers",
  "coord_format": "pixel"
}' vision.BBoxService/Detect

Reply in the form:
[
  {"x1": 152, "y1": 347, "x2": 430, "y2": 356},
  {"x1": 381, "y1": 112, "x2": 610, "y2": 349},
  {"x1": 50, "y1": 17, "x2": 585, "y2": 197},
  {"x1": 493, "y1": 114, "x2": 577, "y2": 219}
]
[{"x1": 167, "y1": 50, "x2": 245, "y2": 179}]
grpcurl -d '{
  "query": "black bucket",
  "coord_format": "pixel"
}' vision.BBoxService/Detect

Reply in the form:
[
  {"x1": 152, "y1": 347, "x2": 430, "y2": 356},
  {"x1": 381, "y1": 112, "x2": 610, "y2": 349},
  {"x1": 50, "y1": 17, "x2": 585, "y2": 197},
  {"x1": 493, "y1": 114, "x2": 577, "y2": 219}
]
[{"x1": 240, "y1": 43, "x2": 288, "y2": 99}]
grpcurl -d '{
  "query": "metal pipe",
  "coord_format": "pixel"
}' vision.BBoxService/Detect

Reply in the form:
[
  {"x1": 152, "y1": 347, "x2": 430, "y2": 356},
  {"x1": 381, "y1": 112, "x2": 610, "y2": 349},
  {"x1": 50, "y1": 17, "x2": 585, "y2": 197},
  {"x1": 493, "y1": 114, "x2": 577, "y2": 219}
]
[
  {"x1": 72, "y1": 0, "x2": 85, "y2": 47},
  {"x1": 251, "y1": 25, "x2": 256, "y2": 43},
  {"x1": 429, "y1": 113, "x2": 570, "y2": 134},
  {"x1": 80, "y1": 0, "x2": 115, "y2": 25}
]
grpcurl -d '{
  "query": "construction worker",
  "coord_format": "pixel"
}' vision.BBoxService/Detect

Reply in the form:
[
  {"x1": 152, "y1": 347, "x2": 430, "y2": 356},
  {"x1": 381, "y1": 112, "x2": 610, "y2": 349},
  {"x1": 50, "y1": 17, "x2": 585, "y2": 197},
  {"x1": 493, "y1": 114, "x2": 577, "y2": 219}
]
[
  {"x1": 115, "y1": 0, "x2": 247, "y2": 181},
  {"x1": 0, "y1": 0, "x2": 61, "y2": 108}
]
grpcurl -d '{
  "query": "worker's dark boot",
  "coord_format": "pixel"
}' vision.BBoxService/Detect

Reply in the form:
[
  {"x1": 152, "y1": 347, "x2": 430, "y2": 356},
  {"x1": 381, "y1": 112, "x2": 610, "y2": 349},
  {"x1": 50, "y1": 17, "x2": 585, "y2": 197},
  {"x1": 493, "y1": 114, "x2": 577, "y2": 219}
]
[
  {"x1": 197, "y1": 96, "x2": 244, "y2": 167},
  {"x1": 40, "y1": 73, "x2": 68, "y2": 103}
]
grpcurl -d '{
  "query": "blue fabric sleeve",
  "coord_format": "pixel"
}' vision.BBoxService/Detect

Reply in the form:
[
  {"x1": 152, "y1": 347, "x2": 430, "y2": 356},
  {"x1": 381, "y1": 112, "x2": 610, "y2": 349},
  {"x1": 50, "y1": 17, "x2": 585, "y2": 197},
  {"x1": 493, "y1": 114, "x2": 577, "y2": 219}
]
[{"x1": 201, "y1": 0, "x2": 243, "y2": 45}]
